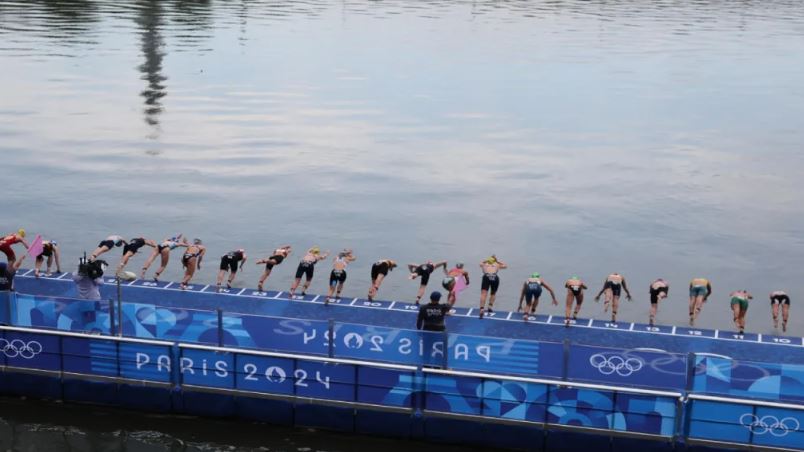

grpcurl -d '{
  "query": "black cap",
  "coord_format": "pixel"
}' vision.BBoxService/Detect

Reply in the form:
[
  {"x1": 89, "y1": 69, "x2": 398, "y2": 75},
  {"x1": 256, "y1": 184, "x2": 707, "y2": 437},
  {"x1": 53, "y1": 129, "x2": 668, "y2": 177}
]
[{"x1": 430, "y1": 291, "x2": 442, "y2": 301}]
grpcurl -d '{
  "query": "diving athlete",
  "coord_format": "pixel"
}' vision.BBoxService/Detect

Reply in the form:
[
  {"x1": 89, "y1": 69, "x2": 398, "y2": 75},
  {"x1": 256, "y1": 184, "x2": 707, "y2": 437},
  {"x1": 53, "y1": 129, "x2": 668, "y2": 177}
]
[
  {"x1": 649, "y1": 278, "x2": 669, "y2": 326},
  {"x1": 117, "y1": 237, "x2": 157, "y2": 275},
  {"x1": 289, "y1": 247, "x2": 330, "y2": 299},
  {"x1": 594, "y1": 272, "x2": 632, "y2": 323},
  {"x1": 368, "y1": 259, "x2": 397, "y2": 301},
  {"x1": 517, "y1": 273, "x2": 558, "y2": 321},
  {"x1": 564, "y1": 276, "x2": 588, "y2": 325},
  {"x1": 180, "y1": 239, "x2": 206, "y2": 289},
  {"x1": 730, "y1": 290, "x2": 753, "y2": 334},
  {"x1": 689, "y1": 277, "x2": 712, "y2": 326},
  {"x1": 255, "y1": 245, "x2": 292, "y2": 292},
  {"x1": 770, "y1": 290, "x2": 791, "y2": 332},
  {"x1": 478, "y1": 255, "x2": 507, "y2": 318},
  {"x1": 442, "y1": 263, "x2": 469, "y2": 305},
  {"x1": 34, "y1": 240, "x2": 61, "y2": 277},
  {"x1": 408, "y1": 260, "x2": 448, "y2": 305},
  {"x1": 216, "y1": 249, "x2": 247, "y2": 291},
  {"x1": 90, "y1": 235, "x2": 126, "y2": 261},
  {"x1": 140, "y1": 235, "x2": 188, "y2": 281},
  {"x1": 0, "y1": 229, "x2": 29, "y2": 265},
  {"x1": 326, "y1": 249, "x2": 356, "y2": 303}
]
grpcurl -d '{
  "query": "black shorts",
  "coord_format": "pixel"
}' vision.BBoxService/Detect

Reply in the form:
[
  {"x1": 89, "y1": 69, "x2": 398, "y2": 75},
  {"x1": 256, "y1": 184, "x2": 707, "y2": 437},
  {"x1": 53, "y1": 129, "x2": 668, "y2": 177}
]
[
  {"x1": 220, "y1": 256, "x2": 238, "y2": 272},
  {"x1": 650, "y1": 287, "x2": 668, "y2": 304},
  {"x1": 371, "y1": 262, "x2": 389, "y2": 281},
  {"x1": 481, "y1": 273, "x2": 500, "y2": 294},
  {"x1": 604, "y1": 281, "x2": 622, "y2": 297},
  {"x1": 98, "y1": 239, "x2": 115, "y2": 250},
  {"x1": 771, "y1": 295, "x2": 791, "y2": 305},
  {"x1": 417, "y1": 268, "x2": 434, "y2": 286},
  {"x1": 123, "y1": 239, "x2": 145, "y2": 255},
  {"x1": 182, "y1": 253, "x2": 195, "y2": 267},
  {"x1": 329, "y1": 269, "x2": 347, "y2": 286},
  {"x1": 295, "y1": 261, "x2": 315, "y2": 280},
  {"x1": 265, "y1": 254, "x2": 284, "y2": 270}
]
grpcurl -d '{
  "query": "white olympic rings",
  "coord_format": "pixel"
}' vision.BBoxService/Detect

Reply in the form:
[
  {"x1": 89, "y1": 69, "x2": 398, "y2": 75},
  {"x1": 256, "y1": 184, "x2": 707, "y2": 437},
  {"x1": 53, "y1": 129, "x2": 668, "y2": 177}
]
[
  {"x1": 0, "y1": 339, "x2": 44, "y2": 359},
  {"x1": 740, "y1": 413, "x2": 800, "y2": 437},
  {"x1": 589, "y1": 353, "x2": 644, "y2": 376}
]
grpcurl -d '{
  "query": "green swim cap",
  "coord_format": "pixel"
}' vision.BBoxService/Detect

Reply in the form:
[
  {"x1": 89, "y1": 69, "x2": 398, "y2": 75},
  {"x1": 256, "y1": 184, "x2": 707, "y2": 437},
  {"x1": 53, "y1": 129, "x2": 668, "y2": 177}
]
[
  {"x1": 531, "y1": 272, "x2": 540, "y2": 278},
  {"x1": 571, "y1": 275, "x2": 579, "y2": 280}
]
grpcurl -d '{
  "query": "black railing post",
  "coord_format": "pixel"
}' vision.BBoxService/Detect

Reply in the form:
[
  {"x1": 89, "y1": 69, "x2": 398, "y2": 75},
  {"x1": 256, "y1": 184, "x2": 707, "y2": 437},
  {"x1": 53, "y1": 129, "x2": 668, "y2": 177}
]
[
  {"x1": 217, "y1": 308, "x2": 224, "y2": 347},
  {"x1": 327, "y1": 319, "x2": 335, "y2": 358}
]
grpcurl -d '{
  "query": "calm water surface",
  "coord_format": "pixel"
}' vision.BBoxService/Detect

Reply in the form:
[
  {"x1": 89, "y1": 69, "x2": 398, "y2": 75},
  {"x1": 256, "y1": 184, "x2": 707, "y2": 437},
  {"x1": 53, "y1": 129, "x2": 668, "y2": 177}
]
[{"x1": 1, "y1": 0, "x2": 804, "y2": 447}]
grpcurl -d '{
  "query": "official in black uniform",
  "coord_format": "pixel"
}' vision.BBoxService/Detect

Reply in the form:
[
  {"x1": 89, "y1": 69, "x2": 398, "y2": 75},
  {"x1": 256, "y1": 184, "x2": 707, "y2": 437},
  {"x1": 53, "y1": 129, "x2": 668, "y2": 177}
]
[{"x1": 416, "y1": 291, "x2": 453, "y2": 332}]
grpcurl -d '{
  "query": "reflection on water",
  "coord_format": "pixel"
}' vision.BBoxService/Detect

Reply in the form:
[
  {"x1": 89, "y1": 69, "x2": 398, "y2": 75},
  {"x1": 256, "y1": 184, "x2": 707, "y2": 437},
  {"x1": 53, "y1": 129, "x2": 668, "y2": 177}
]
[
  {"x1": 1, "y1": 1, "x2": 803, "y2": 334},
  {"x1": 0, "y1": 396, "x2": 485, "y2": 451},
  {"x1": 136, "y1": 0, "x2": 166, "y2": 135}
]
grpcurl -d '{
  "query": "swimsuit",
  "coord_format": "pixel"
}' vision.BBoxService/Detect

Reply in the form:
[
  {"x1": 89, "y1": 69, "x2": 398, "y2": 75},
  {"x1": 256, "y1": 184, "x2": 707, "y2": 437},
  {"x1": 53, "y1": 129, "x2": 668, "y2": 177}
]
[
  {"x1": 182, "y1": 249, "x2": 202, "y2": 268},
  {"x1": 770, "y1": 291, "x2": 790, "y2": 305},
  {"x1": 415, "y1": 264, "x2": 435, "y2": 286},
  {"x1": 123, "y1": 238, "x2": 146, "y2": 255},
  {"x1": 265, "y1": 253, "x2": 285, "y2": 270},
  {"x1": 219, "y1": 250, "x2": 245, "y2": 272},
  {"x1": 650, "y1": 283, "x2": 669, "y2": 304},
  {"x1": 371, "y1": 261, "x2": 391, "y2": 280},
  {"x1": 731, "y1": 294, "x2": 749, "y2": 311},
  {"x1": 524, "y1": 278, "x2": 542, "y2": 304},
  {"x1": 604, "y1": 276, "x2": 623, "y2": 297},
  {"x1": 481, "y1": 272, "x2": 500, "y2": 294},
  {"x1": 295, "y1": 259, "x2": 316, "y2": 280}
]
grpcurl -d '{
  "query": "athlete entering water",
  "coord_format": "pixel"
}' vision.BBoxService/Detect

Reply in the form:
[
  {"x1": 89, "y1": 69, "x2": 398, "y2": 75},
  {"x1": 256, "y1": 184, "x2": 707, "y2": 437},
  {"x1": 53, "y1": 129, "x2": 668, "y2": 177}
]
[
  {"x1": 478, "y1": 255, "x2": 507, "y2": 318},
  {"x1": 255, "y1": 245, "x2": 291, "y2": 292},
  {"x1": 517, "y1": 273, "x2": 558, "y2": 321},
  {"x1": 688, "y1": 277, "x2": 712, "y2": 326},
  {"x1": 217, "y1": 249, "x2": 247, "y2": 291},
  {"x1": 117, "y1": 237, "x2": 157, "y2": 275},
  {"x1": 770, "y1": 290, "x2": 790, "y2": 332},
  {"x1": 442, "y1": 263, "x2": 469, "y2": 305},
  {"x1": 408, "y1": 260, "x2": 447, "y2": 305},
  {"x1": 34, "y1": 240, "x2": 61, "y2": 277},
  {"x1": 594, "y1": 272, "x2": 632, "y2": 323},
  {"x1": 180, "y1": 239, "x2": 206, "y2": 289},
  {"x1": 140, "y1": 235, "x2": 187, "y2": 281},
  {"x1": 327, "y1": 249, "x2": 356, "y2": 303},
  {"x1": 90, "y1": 235, "x2": 126, "y2": 261},
  {"x1": 649, "y1": 279, "x2": 669, "y2": 326},
  {"x1": 730, "y1": 290, "x2": 753, "y2": 334},
  {"x1": 368, "y1": 259, "x2": 397, "y2": 301},
  {"x1": 0, "y1": 229, "x2": 29, "y2": 266},
  {"x1": 564, "y1": 276, "x2": 588, "y2": 326},
  {"x1": 289, "y1": 247, "x2": 330, "y2": 299}
]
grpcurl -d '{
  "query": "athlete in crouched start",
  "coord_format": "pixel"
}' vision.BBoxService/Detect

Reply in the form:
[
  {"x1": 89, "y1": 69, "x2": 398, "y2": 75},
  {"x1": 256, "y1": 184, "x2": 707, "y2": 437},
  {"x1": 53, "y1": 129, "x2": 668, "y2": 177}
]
[{"x1": 517, "y1": 273, "x2": 557, "y2": 321}]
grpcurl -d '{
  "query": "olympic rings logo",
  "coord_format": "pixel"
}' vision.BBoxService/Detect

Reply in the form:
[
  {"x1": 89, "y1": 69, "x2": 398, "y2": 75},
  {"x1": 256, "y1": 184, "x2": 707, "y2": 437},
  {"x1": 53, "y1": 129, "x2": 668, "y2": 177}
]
[
  {"x1": 0, "y1": 339, "x2": 44, "y2": 359},
  {"x1": 589, "y1": 353, "x2": 644, "y2": 376},
  {"x1": 740, "y1": 414, "x2": 800, "y2": 437}
]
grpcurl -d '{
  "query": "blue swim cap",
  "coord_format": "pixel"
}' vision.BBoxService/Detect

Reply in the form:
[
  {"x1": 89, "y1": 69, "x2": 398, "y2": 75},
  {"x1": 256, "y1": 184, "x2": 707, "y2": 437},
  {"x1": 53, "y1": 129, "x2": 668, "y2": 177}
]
[{"x1": 430, "y1": 291, "x2": 442, "y2": 301}]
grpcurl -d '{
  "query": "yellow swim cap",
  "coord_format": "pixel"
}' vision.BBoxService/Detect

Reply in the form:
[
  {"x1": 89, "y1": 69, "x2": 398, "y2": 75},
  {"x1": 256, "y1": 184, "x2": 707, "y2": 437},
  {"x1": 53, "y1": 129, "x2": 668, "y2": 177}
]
[
  {"x1": 486, "y1": 257, "x2": 496, "y2": 264},
  {"x1": 18, "y1": 228, "x2": 25, "y2": 238},
  {"x1": 311, "y1": 247, "x2": 320, "y2": 254}
]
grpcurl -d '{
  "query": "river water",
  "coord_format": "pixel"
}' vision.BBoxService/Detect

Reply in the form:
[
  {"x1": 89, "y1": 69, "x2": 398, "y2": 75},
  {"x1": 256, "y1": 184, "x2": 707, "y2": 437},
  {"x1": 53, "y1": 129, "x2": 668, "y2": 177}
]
[{"x1": 1, "y1": 0, "x2": 803, "y2": 448}]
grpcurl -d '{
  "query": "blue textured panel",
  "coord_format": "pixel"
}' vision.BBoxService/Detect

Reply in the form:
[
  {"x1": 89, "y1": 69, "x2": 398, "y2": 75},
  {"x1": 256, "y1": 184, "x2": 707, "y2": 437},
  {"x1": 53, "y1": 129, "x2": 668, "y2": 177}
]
[
  {"x1": 294, "y1": 361, "x2": 356, "y2": 401},
  {"x1": 180, "y1": 348, "x2": 235, "y2": 388},
  {"x1": 568, "y1": 344, "x2": 687, "y2": 390},
  {"x1": 234, "y1": 354, "x2": 294, "y2": 395},
  {"x1": 2, "y1": 331, "x2": 61, "y2": 371}
]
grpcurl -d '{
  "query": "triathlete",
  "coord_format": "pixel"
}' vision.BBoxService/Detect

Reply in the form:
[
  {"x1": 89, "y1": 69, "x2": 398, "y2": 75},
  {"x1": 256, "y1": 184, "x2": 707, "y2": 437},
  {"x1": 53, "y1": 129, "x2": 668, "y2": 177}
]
[
  {"x1": 90, "y1": 235, "x2": 126, "y2": 261},
  {"x1": 408, "y1": 260, "x2": 447, "y2": 305},
  {"x1": 564, "y1": 276, "x2": 588, "y2": 325},
  {"x1": 216, "y1": 249, "x2": 247, "y2": 291},
  {"x1": 0, "y1": 229, "x2": 29, "y2": 265},
  {"x1": 517, "y1": 273, "x2": 558, "y2": 321},
  {"x1": 594, "y1": 272, "x2": 632, "y2": 323},
  {"x1": 117, "y1": 237, "x2": 157, "y2": 275},
  {"x1": 255, "y1": 245, "x2": 292, "y2": 292},
  {"x1": 34, "y1": 240, "x2": 62, "y2": 277},
  {"x1": 689, "y1": 277, "x2": 712, "y2": 326},
  {"x1": 649, "y1": 278, "x2": 669, "y2": 327},
  {"x1": 289, "y1": 247, "x2": 330, "y2": 299},
  {"x1": 442, "y1": 263, "x2": 470, "y2": 305},
  {"x1": 326, "y1": 249, "x2": 356, "y2": 303},
  {"x1": 770, "y1": 290, "x2": 791, "y2": 333},
  {"x1": 368, "y1": 259, "x2": 397, "y2": 301},
  {"x1": 730, "y1": 290, "x2": 753, "y2": 334},
  {"x1": 180, "y1": 239, "x2": 206, "y2": 289},
  {"x1": 140, "y1": 235, "x2": 188, "y2": 281},
  {"x1": 478, "y1": 255, "x2": 508, "y2": 319}
]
